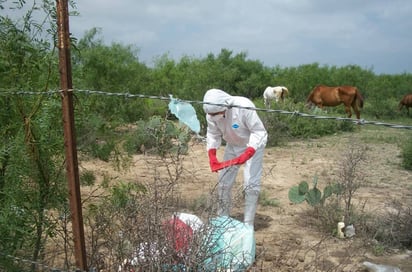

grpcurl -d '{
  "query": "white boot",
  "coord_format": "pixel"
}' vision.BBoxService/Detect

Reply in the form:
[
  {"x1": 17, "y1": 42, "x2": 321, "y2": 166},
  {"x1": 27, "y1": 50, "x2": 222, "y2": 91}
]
[{"x1": 244, "y1": 190, "x2": 259, "y2": 227}]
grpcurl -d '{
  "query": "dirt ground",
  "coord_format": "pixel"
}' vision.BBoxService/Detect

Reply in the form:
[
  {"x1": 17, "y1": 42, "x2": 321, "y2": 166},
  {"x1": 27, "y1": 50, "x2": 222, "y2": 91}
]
[{"x1": 83, "y1": 126, "x2": 412, "y2": 271}]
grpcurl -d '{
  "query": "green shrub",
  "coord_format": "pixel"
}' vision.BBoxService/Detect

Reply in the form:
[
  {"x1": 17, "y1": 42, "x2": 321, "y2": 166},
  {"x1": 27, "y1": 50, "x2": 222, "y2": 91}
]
[
  {"x1": 90, "y1": 140, "x2": 116, "y2": 162},
  {"x1": 259, "y1": 102, "x2": 355, "y2": 146},
  {"x1": 260, "y1": 114, "x2": 290, "y2": 147},
  {"x1": 80, "y1": 169, "x2": 96, "y2": 186},
  {"x1": 259, "y1": 190, "x2": 281, "y2": 207},
  {"x1": 110, "y1": 182, "x2": 147, "y2": 209},
  {"x1": 401, "y1": 136, "x2": 412, "y2": 170},
  {"x1": 123, "y1": 116, "x2": 191, "y2": 157}
]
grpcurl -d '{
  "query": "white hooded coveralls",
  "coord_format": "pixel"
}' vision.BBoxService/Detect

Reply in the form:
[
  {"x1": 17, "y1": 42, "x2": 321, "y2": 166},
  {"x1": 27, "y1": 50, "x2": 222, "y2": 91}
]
[{"x1": 203, "y1": 89, "x2": 268, "y2": 225}]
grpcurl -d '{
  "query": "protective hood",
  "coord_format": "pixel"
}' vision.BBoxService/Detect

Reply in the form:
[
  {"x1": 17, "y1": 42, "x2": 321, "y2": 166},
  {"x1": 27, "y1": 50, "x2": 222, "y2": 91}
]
[{"x1": 203, "y1": 89, "x2": 232, "y2": 114}]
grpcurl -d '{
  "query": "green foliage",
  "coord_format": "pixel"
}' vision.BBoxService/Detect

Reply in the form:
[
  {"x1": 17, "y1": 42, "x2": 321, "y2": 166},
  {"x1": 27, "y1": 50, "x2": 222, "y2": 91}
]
[
  {"x1": 80, "y1": 169, "x2": 96, "y2": 186},
  {"x1": 260, "y1": 101, "x2": 357, "y2": 147},
  {"x1": 260, "y1": 114, "x2": 290, "y2": 147},
  {"x1": 259, "y1": 190, "x2": 281, "y2": 207},
  {"x1": 123, "y1": 116, "x2": 191, "y2": 157},
  {"x1": 110, "y1": 182, "x2": 147, "y2": 209},
  {"x1": 401, "y1": 136, "x2": 412, "y2": 170},
  {"x1": 72, "y1": 28, "x2": 150, "y2": 92},
  {"x1": 288, "y1": 177, "x2": 341, "y2": 207},
  {"x1": 288, "y1": 115, "x2": 355, "y2": 139},
  {"x1": 74, "y1": 111, "x2": 121, "y2": 162},
  {"x1": 0, "y1": 3, "x2": 69, "y2": 268},
  {"x1": 288, "y1": 184, "x2": 306, "y2": 204},
  {"x1": 90, "y1": 140, "x2": 116, "y2": 162},
  {"x1": 0, "y1": 13, "x2": 58, "y2": 91},
  {"x1": 372, "y1": 243, "x2": 386, "y2": 256},
  {"x1": 306, "y1": 187, "x2": 322, "y2": 206}
]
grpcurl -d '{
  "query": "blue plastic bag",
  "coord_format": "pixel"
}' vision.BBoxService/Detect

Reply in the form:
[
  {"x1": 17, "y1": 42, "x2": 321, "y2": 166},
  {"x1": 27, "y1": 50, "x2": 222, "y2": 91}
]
[
  {"x1": 203, "y1": 216, "x2": 255, "y2": 271},
  {"x1": 168, "y1": 95, "x2": 200, "y2": 134}
]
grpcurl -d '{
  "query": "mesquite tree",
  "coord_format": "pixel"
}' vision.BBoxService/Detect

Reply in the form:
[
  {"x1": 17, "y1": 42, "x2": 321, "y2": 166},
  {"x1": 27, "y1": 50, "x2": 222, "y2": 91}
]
[{"x1": 0, "y1": 1, "x2": 68, "y2": 270}]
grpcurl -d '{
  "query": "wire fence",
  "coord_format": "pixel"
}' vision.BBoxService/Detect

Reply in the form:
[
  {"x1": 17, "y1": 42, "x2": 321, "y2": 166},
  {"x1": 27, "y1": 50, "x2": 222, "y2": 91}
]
[{"x1": 2, "y1": 89, "x2": 412, "y2": 130}]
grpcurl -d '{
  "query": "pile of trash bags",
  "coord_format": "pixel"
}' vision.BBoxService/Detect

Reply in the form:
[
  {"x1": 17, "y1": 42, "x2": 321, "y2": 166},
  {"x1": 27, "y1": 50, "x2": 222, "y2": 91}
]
[{"x1": 119, "y1": 213, "x2": 255, "y2": 272}]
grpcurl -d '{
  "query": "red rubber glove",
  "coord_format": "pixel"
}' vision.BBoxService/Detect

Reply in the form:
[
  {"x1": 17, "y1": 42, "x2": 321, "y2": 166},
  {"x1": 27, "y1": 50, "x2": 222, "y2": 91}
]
[
  {"x1": 219, "y1": 159, "x2": 238, "y2": 169},
  {"x1": 234, "y1": 147, "x2": 256, "y2": 165},
  {"x1": 208, "y1": 147, "x2": 256, "y2": 171},
  {"x1": 208, "y1": 149, "x2": 222, "y2": 172}
]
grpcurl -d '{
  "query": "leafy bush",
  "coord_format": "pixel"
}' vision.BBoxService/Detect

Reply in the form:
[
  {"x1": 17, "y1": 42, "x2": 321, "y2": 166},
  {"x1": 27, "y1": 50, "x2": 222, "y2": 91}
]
[
  {"x1": 80, "y1": 169, "x2": 96, "y2": 186},
  {"x1": 90, "y1": 140, "x2": 116, "y2": 162},
  {"x1": 260, "y1": 102, "x2": 356, "y2": 146},
  {"x1": 123, "y1": 116, "x2": 191, "y2": 157},
  {"x1": 260, "y1": 114, "x2": 290, "y2": 147}
]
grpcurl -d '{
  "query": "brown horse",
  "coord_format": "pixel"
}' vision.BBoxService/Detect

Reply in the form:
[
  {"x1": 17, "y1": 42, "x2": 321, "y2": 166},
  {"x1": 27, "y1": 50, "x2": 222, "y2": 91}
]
[
  {"x1": 399, "y1": 93, "x2": 412, "y2": 115},
  {"x1": 306, "y1": 85, "x2": 364, "y2": 119}
]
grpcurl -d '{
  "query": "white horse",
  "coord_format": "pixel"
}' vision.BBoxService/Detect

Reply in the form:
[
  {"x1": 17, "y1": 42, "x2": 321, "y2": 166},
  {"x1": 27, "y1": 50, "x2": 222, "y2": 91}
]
[{"x1": 263, "y1": 86, "x2": 289, "y2": 108}]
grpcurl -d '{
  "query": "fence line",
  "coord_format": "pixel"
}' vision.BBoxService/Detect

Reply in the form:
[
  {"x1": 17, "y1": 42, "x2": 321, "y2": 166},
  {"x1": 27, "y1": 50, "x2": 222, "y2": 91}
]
[{"x1": 2, "y1": 89, "x2": 412, "y2": 130}]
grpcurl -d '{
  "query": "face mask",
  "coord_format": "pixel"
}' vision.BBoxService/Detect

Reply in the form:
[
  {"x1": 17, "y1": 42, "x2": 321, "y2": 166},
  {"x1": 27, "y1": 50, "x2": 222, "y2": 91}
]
[{"x1": 209, "y1": 114, "x2": 225, "y2": 122}]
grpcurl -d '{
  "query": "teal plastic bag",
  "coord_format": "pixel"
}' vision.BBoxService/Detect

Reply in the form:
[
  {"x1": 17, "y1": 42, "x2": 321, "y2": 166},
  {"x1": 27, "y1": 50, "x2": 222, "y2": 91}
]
[
  {"x1": 168, "y1": 95, "x2": 200, "y2": 134},
  {"x1": 203, "y1": 216, "x2": 255, "y2": 271}
]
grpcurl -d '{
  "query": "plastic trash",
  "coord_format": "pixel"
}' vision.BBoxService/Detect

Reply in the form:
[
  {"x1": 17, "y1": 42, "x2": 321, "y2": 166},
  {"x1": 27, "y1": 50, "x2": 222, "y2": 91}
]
[
  {"x1": 168, "y1": 95, "x2": 200, "y2": 134},
  {"x1": 118, "y1": 242, "x2": 160, "y2": 271},
  {"x1": 174, "y1": 212, "x2": 203, "y2": 232},
  {"x1": 344, "y1": 224, "x2": 356, "y2": 238},
  {"x1": 203, "y1": 216, "x2": 255, "y2": 271},
  {"x1": 337, "y1": 221, "x2": 345, "y2": 238},
  {"x1": 362, "y1": 261, "x2": 401, "y2": 272},
  {"x1": 163, "y1": 215, "x2": 194, "y2": 255}
]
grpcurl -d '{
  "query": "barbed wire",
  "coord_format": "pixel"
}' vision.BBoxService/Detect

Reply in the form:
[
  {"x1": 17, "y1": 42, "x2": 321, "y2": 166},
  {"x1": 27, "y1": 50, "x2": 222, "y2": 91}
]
[
  {"x1": 0, "y1": 90, "x2": 61, "y2": 96},
  {"x1": 2, "y1": 89, "x2": 411, "y2": 130}
]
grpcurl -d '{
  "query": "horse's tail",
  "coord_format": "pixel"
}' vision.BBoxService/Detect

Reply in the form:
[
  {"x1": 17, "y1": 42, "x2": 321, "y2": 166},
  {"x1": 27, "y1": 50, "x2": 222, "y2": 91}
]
[
  {"x1": 281, "y1": 87, "x2": 288, "y2": 100},
  {"x1": 306, "y1": 88, "x2": 315, "y2": 108},
  {"x1": 355, "y1": 89, "x2": 364, "y2": 109}
]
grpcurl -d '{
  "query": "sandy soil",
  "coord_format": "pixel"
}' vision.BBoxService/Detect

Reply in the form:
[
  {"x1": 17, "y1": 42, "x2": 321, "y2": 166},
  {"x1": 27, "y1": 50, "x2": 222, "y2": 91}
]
[{"x1": 82, "y1": 127, "x2": 412, "y2": 271}]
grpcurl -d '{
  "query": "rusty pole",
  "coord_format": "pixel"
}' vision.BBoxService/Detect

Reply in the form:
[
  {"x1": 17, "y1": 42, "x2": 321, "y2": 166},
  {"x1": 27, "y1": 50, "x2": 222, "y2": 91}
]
[{"x1": 56, "y1": 0, "x2": 88, "y2": 270}]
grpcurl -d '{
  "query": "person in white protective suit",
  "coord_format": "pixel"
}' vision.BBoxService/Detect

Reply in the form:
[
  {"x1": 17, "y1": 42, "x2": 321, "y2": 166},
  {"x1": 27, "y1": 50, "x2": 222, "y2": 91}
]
[{"x1": 203, "y1": 89, "x2": 268, "y2": 227}]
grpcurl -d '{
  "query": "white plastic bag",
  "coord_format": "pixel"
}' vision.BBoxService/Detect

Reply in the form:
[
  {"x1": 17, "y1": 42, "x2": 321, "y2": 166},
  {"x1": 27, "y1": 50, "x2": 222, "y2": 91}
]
[{"x1": 168, "y1": 95, "x2": 200, "y2": 134}]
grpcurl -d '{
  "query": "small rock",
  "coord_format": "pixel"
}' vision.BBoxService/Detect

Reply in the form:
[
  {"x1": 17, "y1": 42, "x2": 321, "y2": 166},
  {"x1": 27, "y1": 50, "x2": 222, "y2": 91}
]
[{"x1": 297, "y1": 254, "x2": 305, "y2": 262}]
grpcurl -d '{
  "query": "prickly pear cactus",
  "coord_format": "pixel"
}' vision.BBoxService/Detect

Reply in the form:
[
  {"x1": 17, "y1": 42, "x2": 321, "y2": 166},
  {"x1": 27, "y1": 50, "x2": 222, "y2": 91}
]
[
  {"x1": 288, "y1": 181, "x2": 308, "y2": 204},
  {"x1": 298, "y1": 181, "x2": 309, "y2": 194},
  {"x1": 322, "y1": 184, "x2": 333, "y2": 199},
  {"x1": 305, "y1": 187, "x2": 322, "y2": 206},
  {"x1": 289, "y1": 177, "x2": 340, "y2": 206}
]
